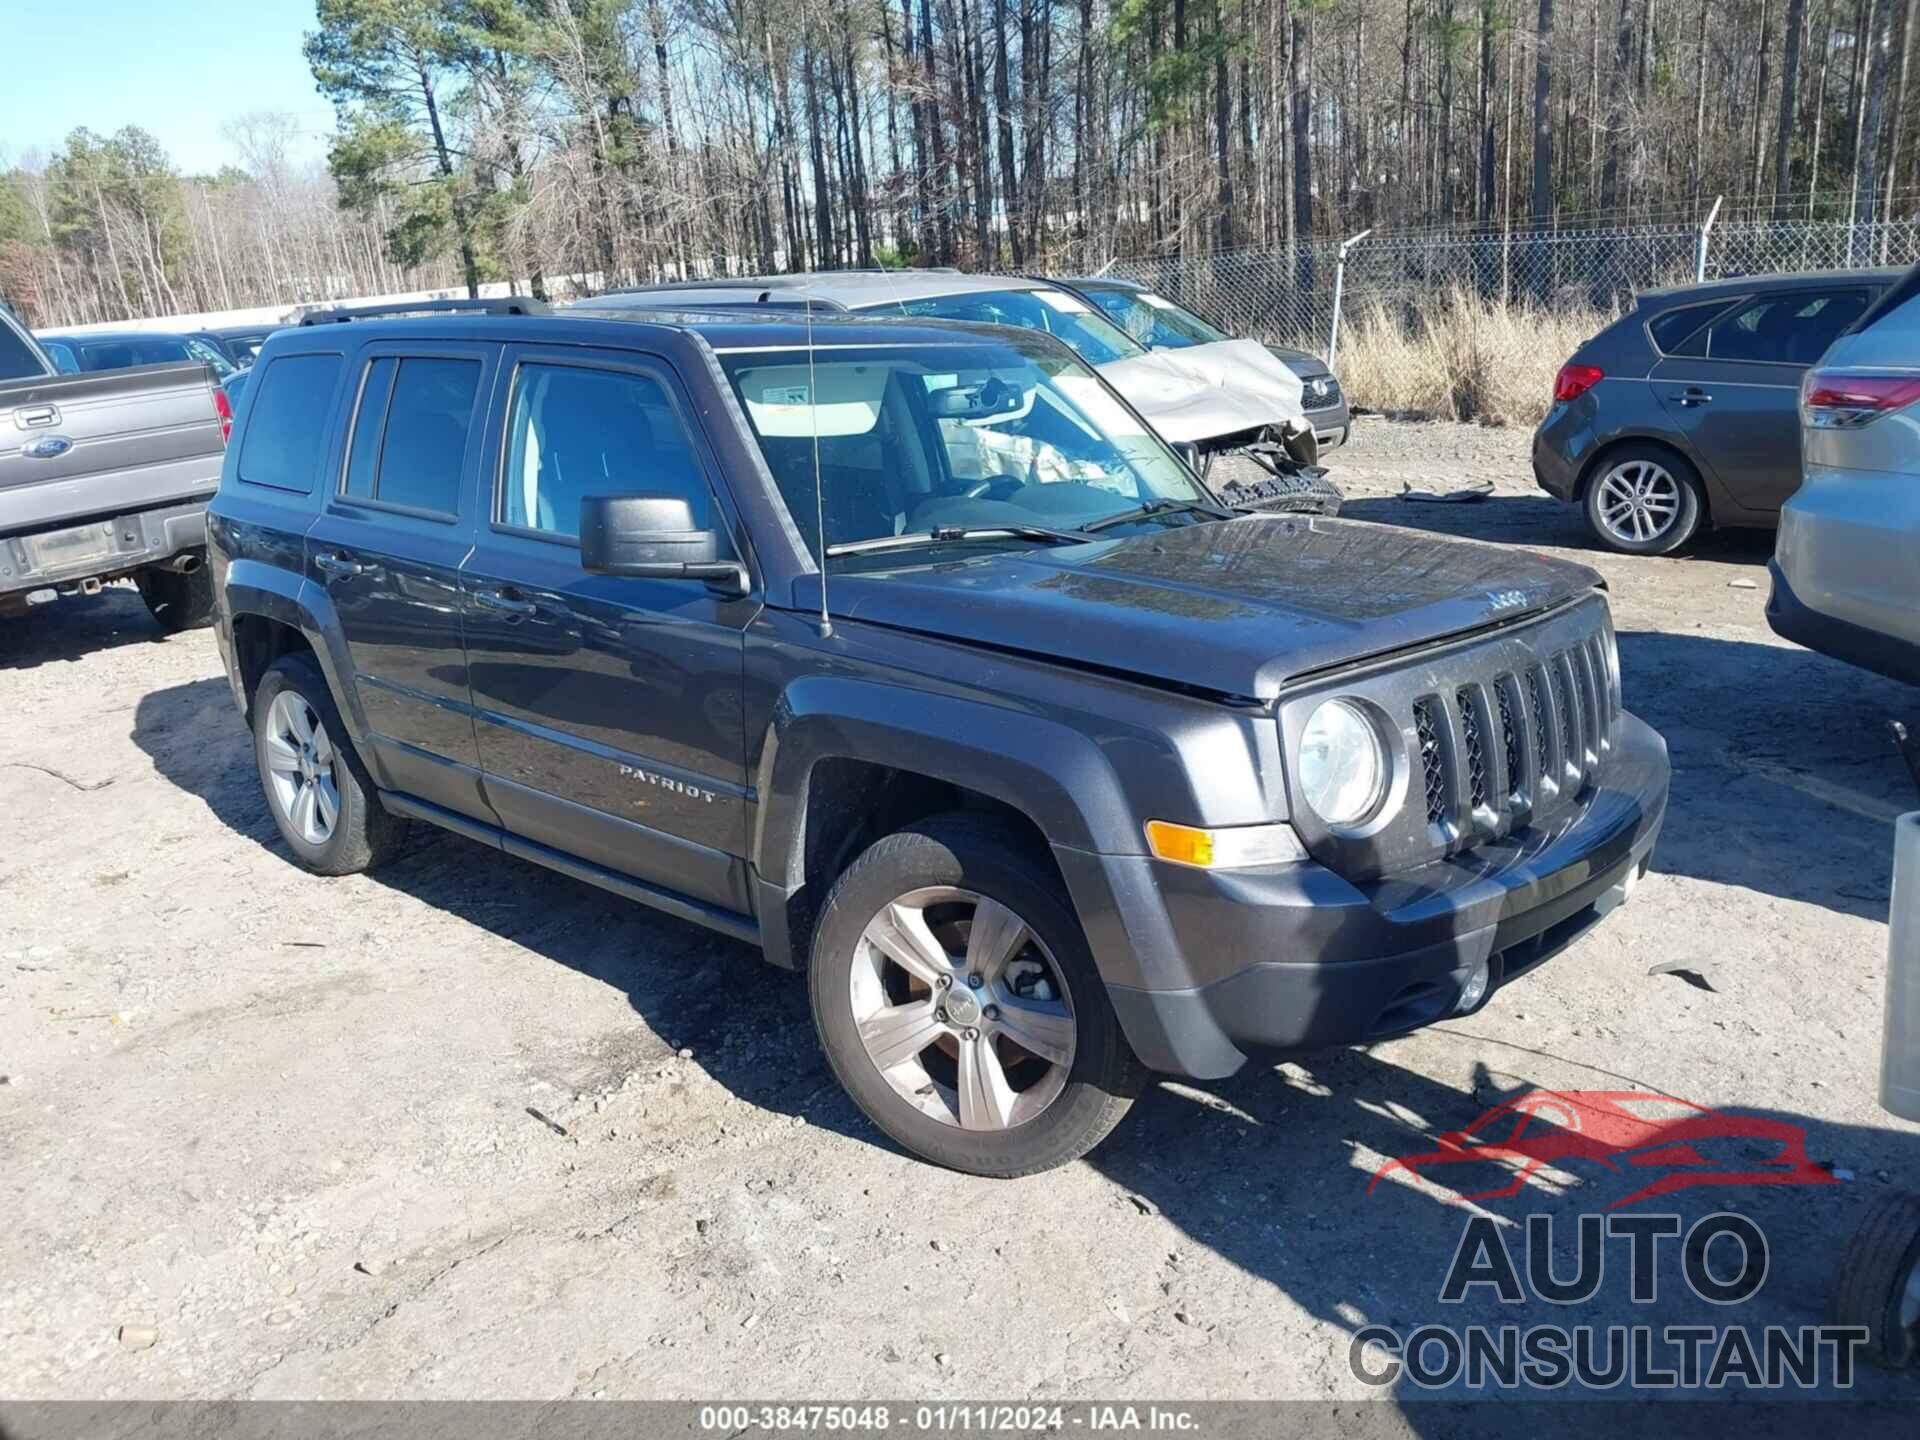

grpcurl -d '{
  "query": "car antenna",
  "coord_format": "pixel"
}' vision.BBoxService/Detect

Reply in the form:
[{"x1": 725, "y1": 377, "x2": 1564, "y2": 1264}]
[{"x1": 807, "y1": 279, "x2": 831, "y2": 639}]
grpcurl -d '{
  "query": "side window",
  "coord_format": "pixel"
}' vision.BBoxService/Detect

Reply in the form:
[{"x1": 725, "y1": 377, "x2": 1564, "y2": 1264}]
[
  {"x1": 185, "y1": 337, "x2": 234, "y2": 377},
  {"x1": 500, "y1": 363, "x2": 716, "y2": 543},
  {"x1": 338, "y1": 356, "x2": 479, "y2": 516},
  {"x1": 2, "y1": 321, "x2": 51, "y2": 378},
  {"x1": 341, "y1": 357, "x2": 397, "y2": 500},
  {"x1": 1708, "y1": 289, "x2": 1875, "y2": 366},
  {"x1": 236, "y1": 353, "x2": 344, "y2": 493},
  {"x1": 1647, "y1": 300, "x2": 1732, "y2": 356}
]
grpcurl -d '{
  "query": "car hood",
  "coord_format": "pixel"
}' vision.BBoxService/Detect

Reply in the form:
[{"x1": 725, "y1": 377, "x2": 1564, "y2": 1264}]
[
  {"x1": 1095, "y1": 347, "x2": 1304, "y2": 443},
  {"x1": 820, "y1": 515, "x2": 1602, "y2": 699},
  {"x1": 1264, "y1": 343, "x2": 1332, "y2": 378},
  {"x1": 1140, "y1": 338, "x2": 1310, "y2": 417}
]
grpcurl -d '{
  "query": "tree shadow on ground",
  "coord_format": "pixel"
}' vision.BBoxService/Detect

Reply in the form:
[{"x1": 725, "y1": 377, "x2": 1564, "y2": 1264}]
[
  {"x1": 1617, "y1": 628, "x2": 1915, "y2": 922},
  {"x1": 130, "y1": 627, "x2": 1920, "y2": 1418},
  {"x1": 1338, "y1": 489, "x2": 1779, "y2": 567},
  {"x1": 0, "y1": 585, "x2": 173, "y2": 671},
  {"x1": 130, "y1": 677, "x2": 871, "y2": 1151},
  {"x1": 1088, "y1": 1044, "x2": 1920, "y2": 1409}
]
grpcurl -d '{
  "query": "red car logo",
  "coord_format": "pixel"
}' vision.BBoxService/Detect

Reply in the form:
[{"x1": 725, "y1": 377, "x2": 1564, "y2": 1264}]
[{"x1": 1369, "y1": 1089, "x2": 1837, "y2": 1209}]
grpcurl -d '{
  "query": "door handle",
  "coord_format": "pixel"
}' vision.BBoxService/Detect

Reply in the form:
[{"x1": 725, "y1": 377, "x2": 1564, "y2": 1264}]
[
  {"x1": 314, "y1": 552, "x2": 365, "y2": 577},
  {"x1": 474, "y1": 588, "x2": 539, "y2": 617},
  {"x1": 1675, "y1": 388, "x2": 1713, "y2": 407}
]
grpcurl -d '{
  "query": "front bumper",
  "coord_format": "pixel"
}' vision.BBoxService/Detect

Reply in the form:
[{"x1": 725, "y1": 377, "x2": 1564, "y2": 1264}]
[
  {"x1": 1058, "y1": 711, "x2": 1669, "y2": 1079},
  {"x1": 1307, "y1": 401, "x2": 1351, "y2": 450}
]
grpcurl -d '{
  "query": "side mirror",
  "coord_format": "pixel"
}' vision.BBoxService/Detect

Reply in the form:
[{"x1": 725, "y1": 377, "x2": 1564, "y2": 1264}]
[{"x1": 578, "y1": 493, "x2": 748, "y2": 595}]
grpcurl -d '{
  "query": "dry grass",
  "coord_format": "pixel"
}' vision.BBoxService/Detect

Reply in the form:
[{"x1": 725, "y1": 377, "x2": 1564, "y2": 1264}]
[{"x1": 1334, "y1": 290, "x2": 1618, "y2": 427}]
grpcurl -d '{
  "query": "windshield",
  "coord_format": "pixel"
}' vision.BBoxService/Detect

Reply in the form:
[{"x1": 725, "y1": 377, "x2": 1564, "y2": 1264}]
[
  {"x1": 854, "y1": 288, "x2": 1145, "y2": 367},
  {"x1": 718, "y1": 338, "x2": 1210, "y2": 564},
  {"x1": 1083, "y1": 286, "x2": 1232, "y2": 349}
]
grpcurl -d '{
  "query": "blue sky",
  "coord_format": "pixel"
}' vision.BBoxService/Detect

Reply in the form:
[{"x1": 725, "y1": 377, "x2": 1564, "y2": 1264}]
[{"x1": 2, "y1": 0, "x2": 334, "y2": 174}]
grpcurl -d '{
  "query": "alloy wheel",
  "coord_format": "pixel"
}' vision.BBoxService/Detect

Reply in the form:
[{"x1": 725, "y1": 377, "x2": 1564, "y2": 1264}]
[
  {"x1": 849, "y1": 885, "x2": 1076, "y2": 1131},
  {"x1": 1595, "y1": 460, "x2": 1681, "y2": 545},
  {"x1": 263, "y1": 690, "x2": 340, "y2": 847}
]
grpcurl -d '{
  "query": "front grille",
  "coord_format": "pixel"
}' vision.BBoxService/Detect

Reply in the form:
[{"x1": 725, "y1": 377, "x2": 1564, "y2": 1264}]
[
  {"x1": 1525, "y1": 669, "x2": 1552, "y2": 777},
  {"x1": 1586, "y1": 632, "x2": 1620, "y2": 721},
  {"x1": 1574, "y1": 645, "x2": 1601, "y2": 761},
  {"x1": 1457, "y1": 687, "x2": 1489, "y2": 810},
  {"x1": 1412, "y1": 699, "x2": 1448, "y2": 825},
  {"x1": 1550, "y1": 662, "x2": 1576, "y2": 770},
  {"x1": 1302, "y1": 375, "x2": 1344, "y2": 411},
  {"x1": 1496, "y1": 683, "x2": 1522, "y2": 801},
  {"x1": 1281, "y1": 596, "x2": 1618, "y2": 880},
  {"x1": 1407, "y1": 634, "x2": 1615, "y2": 844}
]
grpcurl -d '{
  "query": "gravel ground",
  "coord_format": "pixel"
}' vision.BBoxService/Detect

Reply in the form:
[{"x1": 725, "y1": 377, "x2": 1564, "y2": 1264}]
[{"x1": 3, "y1": 417, "x2": 1919, "y2": 1408}]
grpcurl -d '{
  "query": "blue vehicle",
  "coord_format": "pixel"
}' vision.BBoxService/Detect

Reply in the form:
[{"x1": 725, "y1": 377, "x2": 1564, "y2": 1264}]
[{"x1": 37, "y1": 329, "x2": 236, "y2": 381}]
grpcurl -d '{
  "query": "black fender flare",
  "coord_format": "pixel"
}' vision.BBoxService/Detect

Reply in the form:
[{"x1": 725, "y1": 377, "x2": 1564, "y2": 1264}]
[
  {"x1": 751, "y1": 675, "x2": 1142, "y2": 894},
  {"x1": 221, "y1": 559, "x2": 386, "y2": 784}
]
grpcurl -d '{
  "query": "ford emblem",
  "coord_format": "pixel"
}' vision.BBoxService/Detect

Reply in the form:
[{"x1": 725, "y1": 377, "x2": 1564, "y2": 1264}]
[{"x1": 23, "y1": 434, "x2": 73, "y2": 460}]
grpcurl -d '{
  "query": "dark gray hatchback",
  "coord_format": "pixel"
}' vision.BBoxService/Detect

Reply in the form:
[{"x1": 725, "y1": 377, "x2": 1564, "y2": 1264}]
[{"x1": 1533, "y1": 268, "x2": 1900, "y2": 554}]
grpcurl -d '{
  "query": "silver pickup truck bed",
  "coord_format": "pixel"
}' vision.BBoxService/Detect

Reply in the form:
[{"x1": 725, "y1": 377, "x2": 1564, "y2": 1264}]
[{"x1": 0, "y1": 361, "x2": 227, "y2": 620}]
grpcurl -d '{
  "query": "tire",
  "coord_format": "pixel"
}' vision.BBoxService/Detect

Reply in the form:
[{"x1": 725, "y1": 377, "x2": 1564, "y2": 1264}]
[
  {"x1": 252, "y1": 653, "x2": 407, "y2": 876},
  {"x1": 808, "y1": 814, "x2": 1145, "y2": 1177},
  {"x1": 135, "y1": 553, "x2": 216, "y2": 632},
  {"x1": 1581, "y1": 443, "x2": 1705, "y2": 556},
  {"x1": 1830, "y1": 1189, "x2": 1920, "y2": 1370}
]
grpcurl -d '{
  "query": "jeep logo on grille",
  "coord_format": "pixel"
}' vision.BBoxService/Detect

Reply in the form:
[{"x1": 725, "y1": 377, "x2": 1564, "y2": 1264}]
[{"x1": 1486, "y1": 589, "x2": 1530, "y2": 612}]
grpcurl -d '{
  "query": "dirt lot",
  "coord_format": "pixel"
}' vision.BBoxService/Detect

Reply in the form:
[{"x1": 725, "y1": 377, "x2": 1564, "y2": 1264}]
[{"x1": 4, "y1": 417, "x2": 1919, "y2": 1407}]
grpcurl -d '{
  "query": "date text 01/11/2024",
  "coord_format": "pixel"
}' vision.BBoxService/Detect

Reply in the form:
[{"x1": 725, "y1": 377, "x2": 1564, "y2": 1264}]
[{"x1": 694, "y1": 1405, "x2": 1199, "y2": 1432}]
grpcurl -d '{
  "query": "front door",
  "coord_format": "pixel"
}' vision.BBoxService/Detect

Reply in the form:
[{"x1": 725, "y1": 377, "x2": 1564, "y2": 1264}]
[
  {"x1": 304, "y1": 342, "x2": 497, "y2": 823},
  {"x1": 1651, "y1": 283, "x2": 1879, "y2": 516},
  {"x1": 460, "y1": 346, "x2": 759, "y2": 915}
]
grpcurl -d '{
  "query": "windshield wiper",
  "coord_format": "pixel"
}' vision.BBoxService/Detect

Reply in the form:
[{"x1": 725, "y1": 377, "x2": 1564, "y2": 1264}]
[
  {"x1": 824, "y1": 524, "x2": 1093, "y2": 557},
  {"x1": 1079, "y1": 498, "x2": 1234, "y2": 533}
]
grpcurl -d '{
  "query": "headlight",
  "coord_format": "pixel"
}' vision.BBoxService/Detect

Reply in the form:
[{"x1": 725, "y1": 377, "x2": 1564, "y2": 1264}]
[{"x1": 1298, "y1": 699, "x2": 1387, "y2": 826}]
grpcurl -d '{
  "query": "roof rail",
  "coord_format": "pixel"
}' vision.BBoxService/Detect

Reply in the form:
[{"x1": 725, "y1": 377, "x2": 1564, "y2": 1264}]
[
  {"x1": 298, "y1": 297, "x2": 551, "y2": 326},
  {"x1": 752, "y1": 294, "x2": 850, "y2": 311}
]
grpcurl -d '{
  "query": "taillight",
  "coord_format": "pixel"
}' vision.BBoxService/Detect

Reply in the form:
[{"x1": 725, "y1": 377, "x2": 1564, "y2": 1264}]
[
  {"x1": 213, "y1": 385, "x2": 233, "y2": 445},
  {"x1": 1802, "y1": 369, "x2": 1920, "y2": 429},
  {"x1": 1553, "y1": 363, "x2": 1604, "y2": 403}
]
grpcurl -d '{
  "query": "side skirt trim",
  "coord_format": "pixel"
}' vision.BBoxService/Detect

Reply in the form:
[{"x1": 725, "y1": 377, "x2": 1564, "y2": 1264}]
[{"x1": 379, "y1": 789, "x2": 762, "y2": 947}]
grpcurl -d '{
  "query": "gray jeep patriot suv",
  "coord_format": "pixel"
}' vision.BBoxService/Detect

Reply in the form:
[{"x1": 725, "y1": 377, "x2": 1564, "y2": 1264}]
[{"x1": 207, "y1": 298, "x2": 1669, "y2": 1176}]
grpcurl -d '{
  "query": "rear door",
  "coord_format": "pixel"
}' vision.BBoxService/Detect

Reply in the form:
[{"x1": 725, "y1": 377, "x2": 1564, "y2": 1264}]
[
  {"x1": 304, "y1": 341, "x2": 499, "y2": 824},
  {"x1": 1650, "y1": 284, "x2": 1879, "y2": 515},
  {"x1": 460, "y1": 344, "x2": 758, "y2": 915}
]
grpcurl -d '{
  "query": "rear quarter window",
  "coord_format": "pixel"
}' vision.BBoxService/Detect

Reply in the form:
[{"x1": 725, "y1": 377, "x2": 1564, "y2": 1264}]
[
  {"x1": 237, "y1": 353, "x2": 345, "y2": 493},
  {"x1": 1646, "y1": 299, "x2": 1735, "y2": 356}
]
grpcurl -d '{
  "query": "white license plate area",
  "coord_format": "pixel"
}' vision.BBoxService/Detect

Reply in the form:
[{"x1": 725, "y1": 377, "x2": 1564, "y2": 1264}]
[{"x1": 27, "y1": 523, "x2": 116, "y2": 571}]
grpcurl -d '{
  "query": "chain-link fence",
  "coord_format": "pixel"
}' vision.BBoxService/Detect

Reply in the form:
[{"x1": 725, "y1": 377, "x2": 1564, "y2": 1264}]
[{"x1": 1087, "y1": 212, "x2": 1920, "y2": 422}]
